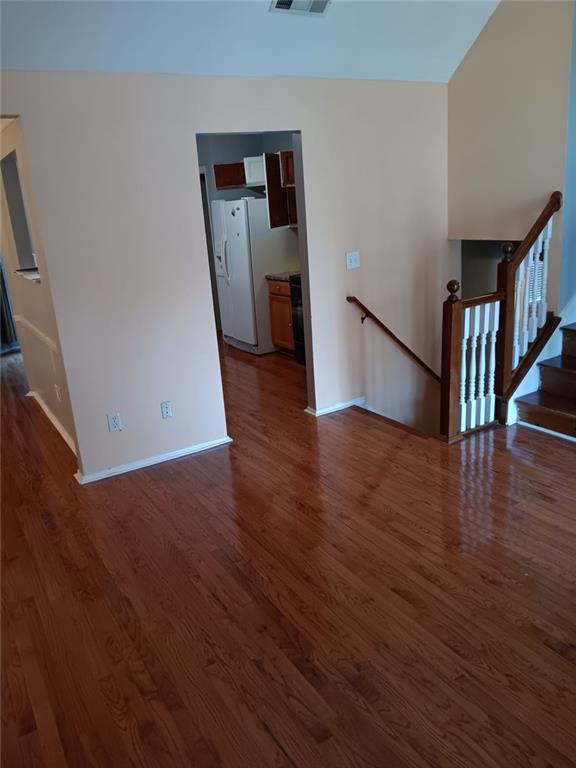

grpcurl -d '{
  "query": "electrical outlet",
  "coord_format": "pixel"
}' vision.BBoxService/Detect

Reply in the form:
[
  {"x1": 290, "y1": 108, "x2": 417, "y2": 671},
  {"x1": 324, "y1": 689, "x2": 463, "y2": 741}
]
[
  {"x1": 107, "y1": 412, "x2": 122, "y2": 432},
  {"x1": 346, "y1": 251, "x2": 360, "y2": 270},
  {"x1": 161, "y1": 401, "x2": 173, "y2": 419}
]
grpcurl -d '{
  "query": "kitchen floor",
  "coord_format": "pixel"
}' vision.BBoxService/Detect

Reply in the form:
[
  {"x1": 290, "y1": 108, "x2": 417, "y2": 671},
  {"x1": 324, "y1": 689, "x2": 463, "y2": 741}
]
[
  {"x1": 2, "y1": 349, "x2": 576, "y2": 768},
  {"x1": 218, "y1": 333, "x2": 307, "y2": 421}
]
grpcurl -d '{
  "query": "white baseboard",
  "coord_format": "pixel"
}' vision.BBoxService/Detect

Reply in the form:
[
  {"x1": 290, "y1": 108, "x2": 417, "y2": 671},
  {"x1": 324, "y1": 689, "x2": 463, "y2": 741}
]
[
  {"x1": 517, "y1": 421, "x2": 576, "y2": 444},
  {"x1": 74, "y1": 436, "x2": 233, "y2": 485},
  {"x1": 305, "y1": 397, "x2": 366, "y2": 417},
  {"x1": 26, "y1": 390, "x2": 77, "y2": 456}
]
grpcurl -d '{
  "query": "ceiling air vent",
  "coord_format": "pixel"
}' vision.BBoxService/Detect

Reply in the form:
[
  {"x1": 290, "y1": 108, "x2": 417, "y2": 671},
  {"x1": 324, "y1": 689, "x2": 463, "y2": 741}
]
[{"x1": 270, "y1": 0, "x2": 331, "y2": 17}]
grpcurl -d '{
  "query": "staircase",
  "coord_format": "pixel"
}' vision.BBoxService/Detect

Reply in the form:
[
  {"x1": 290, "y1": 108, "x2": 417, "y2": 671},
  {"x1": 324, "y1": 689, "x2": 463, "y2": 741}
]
[
  {"x1": 515, "y1": 323, "x2": 576, "y2": 438},
  {"x1": 347, "y1": 192, "x2": 570, "y2": 444},
  {"x1": 440, "y1": 191, "x2": 566, "y2": 443}
]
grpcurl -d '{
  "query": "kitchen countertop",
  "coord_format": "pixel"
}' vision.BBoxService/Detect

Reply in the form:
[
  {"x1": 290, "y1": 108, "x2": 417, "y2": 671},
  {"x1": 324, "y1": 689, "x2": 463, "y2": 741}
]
[{"x1": 265, "y1": 271, "x2": 301, "y2": 282}]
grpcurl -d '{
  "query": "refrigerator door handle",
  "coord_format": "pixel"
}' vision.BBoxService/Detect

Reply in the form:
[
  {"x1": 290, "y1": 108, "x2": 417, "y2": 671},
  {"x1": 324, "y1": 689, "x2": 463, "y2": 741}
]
[{"x1": 223, "y1": 239, "x2": 230, "y2": 285}]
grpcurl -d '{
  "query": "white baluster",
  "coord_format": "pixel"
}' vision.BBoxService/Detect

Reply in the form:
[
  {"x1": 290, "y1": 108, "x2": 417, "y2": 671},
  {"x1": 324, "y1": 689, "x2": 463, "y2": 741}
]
[
  {"x1": 520, "y1": 255, "x2": 531, "y2": 357},
  {"x1": 476, "y1": 303, "x2": 491, "y2": 427},
  {"x1": 533, "y1": 231, "x2": 544, "y2": 319},
  {"x1": 467, "y1": 306, "x2": 480, "y2": 430},
  {"x1": 459, "y1": 308, "x2": 470, "y2": 433},
  {"x1": 528, "y1": 240, "x2": 540, "y2": 343},
  {"x1": 512, "y1": 261, "x2": 524, "y2": 369},
  {"x1": 486, "y1": 301, "x2": 499, "y2": 422},
  {"x1": 538, "y1": 218, "x2": 553, "y2": 327}
]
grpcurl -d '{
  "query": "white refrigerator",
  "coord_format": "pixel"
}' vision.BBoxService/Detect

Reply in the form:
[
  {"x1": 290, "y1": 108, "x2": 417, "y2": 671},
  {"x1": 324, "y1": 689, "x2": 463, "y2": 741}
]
[{"x1": 211, "y1": 197, "x2": 299, "y2": 354}]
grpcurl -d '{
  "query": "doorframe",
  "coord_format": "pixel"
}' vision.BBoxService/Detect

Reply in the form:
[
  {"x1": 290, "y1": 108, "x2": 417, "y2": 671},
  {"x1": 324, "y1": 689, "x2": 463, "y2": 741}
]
[
  {"x1": 199, "y1": 167, "x2": 221, "y2": 331},
  {"x1": 0, "y1": 256, "x2": 20, "y2": 355},
  {"x1": 195, "y1": 130, "x2": 317, "y2": 412},
  {"x1": 291, "y1": 132, "x2": 316, "y2": 412}
]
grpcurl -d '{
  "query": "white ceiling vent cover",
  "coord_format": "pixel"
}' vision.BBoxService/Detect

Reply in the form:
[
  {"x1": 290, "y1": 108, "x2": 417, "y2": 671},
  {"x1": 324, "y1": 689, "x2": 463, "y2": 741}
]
[{"x1": 270, "y1": 1, "x2": 331, "y2": 17}]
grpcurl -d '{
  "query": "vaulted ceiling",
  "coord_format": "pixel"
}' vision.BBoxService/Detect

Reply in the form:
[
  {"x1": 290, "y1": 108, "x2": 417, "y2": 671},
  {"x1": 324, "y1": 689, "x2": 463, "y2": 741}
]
[{"x1": 1, "y1": 0, "x2": 499, "y2": 83}]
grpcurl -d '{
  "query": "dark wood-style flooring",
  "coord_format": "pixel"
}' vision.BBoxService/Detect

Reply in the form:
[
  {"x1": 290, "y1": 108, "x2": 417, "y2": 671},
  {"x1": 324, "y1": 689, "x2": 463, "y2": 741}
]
[{"x1": 2, "y1": 346, "x2": 576, "y2": 768}]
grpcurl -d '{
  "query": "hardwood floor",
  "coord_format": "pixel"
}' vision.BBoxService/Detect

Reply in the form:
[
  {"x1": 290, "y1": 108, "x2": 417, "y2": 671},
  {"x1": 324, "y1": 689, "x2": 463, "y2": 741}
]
[{"x1": 2, "y1": 346, "x2": 576, "y2": 768}]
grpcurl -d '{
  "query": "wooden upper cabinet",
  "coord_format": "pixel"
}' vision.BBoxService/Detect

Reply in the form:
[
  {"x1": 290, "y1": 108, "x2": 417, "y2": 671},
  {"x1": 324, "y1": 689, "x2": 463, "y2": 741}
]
[
  {"x1": 264, "y1": 153, "x2": 290, "y2": 229},
  {"x1": 286, "y1": 187, "x2": 298, "y2": 227},
  {"x1": 280, "y1": 151, "x2": 295, "y2": 187},
  {"x1": 264, "y1": 152, "x2": 298, "y2": 229},
  {"x1": 213, "y1": 162, "x2": 246, "y2": 189}
]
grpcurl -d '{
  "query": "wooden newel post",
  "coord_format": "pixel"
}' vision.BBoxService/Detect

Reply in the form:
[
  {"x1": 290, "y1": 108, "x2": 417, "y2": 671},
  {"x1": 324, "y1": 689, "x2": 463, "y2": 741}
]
[
  {"x1": 495, "y1": 241, "x2": 516, "y2": 409},
  {"x1": 440, "y1": 280, "x2": 463, "y2": 442}
]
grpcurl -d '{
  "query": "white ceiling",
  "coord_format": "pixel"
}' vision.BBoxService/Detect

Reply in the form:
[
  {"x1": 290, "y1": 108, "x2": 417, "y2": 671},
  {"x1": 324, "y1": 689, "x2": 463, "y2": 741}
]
[{"x1": 1, "y1": 1, "x2": 499, "y2": 83}]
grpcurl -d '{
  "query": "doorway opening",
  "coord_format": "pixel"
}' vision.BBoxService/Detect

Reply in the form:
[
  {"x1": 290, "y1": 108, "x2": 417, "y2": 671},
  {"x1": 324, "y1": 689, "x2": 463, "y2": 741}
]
[
  {"x1": 1, "y1": 150, "x2": 38, "y2": 275},
  {"x1": 1, "y1": 258, "x2": 20, "y2": 356},
  {"x1": 196, "y1": 131, "x2": 315, "y2": 421}
]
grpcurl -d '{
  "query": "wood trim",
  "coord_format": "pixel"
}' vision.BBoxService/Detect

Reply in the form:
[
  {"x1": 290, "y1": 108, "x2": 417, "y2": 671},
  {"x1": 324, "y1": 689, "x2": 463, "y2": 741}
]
[
  {"x1": 505, "y1": 191, "x2": 562, "y2": 271},
  {"x1": 496, "y1": 191, "x2": 562, "y2": 397},
  {"x1": 461, "y1": 291, "x2": 506, "y2": 308},
  {"x1": 495, "y1": 260, "x2": 516, "y2": 396},
  {"x1": 440, "y1": 291, "x2": 462, "y2": 440},
  {"x1": 280, "y1": 150, "x2": 295, "y2": 188},
  {"x1": 346, "y1": 296, "x2": 441, "y2": 383},
  {"x1": 264, "y1": 153, "x2": 290, "y2": 228},
  {"x1": 501, "y1": 312, "x2": 562, "y2": 402},
  {"x1": 286, "y1": 186, "x2": 298, "y2": 226}
]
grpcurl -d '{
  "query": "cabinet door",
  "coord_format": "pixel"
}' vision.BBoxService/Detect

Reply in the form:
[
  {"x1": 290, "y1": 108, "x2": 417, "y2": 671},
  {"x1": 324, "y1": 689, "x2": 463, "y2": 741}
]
[
  {"x1": 243, "y1": 156, "x2": 265, "y2": 186},
  {"x1": 264, "y1": 153, "x2": 290, "y2": 228},
  {"x1": 214, "y1": 163, "x2": 246, "y2": 189},
  {"x1": 287, "y1": 187, "x2": 298, "y2": 226},
  {"x1": 269, "y1": 293, "x2": 294, "y2": 350},
  {"x1": 280, "y1": 150, "x2": 295, "y2": 187}
]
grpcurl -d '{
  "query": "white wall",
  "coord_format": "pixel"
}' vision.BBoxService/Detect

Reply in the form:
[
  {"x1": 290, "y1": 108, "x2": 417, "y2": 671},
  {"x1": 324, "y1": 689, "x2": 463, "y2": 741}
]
[
  {"x1": 0, "y1": 118, "x2": 77, "y2": 452},
  {"x1": 1, "y1": 0, "x2": 499, "y2": 83},
  {"x1": 448, "y1": 0, "x2": 573, "y2": 312},
  {"x1": 2, "y1": 71, "x2": 452, "y2": 476}
]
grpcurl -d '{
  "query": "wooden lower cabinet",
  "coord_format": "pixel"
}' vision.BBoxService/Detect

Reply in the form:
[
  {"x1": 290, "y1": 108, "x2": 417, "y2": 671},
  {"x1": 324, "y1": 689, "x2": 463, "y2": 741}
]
[{"x1": 268, "y1": 283, "x2": 294, "y2": 351}]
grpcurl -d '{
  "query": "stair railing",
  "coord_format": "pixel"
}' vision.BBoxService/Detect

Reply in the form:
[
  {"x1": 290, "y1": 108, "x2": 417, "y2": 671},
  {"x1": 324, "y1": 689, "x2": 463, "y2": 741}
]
[
  {"x1": 440, "y1": 191, "x2": 563, "y2": 442},
  {"x1": 441, "y1": 284, "x2": 504, "y2": 441},
  {"x1": 495, "y1": 191, "x2": 562, "y2": 398},
  {"x1": 347, "y1": 296, "x2": 441, "y2": 383}
]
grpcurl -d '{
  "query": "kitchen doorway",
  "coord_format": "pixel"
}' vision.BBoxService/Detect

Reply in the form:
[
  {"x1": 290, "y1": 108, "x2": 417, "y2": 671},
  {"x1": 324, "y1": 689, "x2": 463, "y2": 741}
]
[
  {"x1": 1, "y1": 258, "x2": 20, "y2": 356},
  {"x1": 196, "y1": 130, "x2": 316, "y2": 414}
]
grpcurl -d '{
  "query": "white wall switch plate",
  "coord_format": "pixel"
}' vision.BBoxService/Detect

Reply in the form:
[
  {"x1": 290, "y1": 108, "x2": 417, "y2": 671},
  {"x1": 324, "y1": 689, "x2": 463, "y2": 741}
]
[
  {"x1": 107, "y1": 412, "x2": 122, "y2": 432},
  {"x1": 161, "y1": 401, "x2": 173, "y2": 419},
  {"x1": 346, "y1": 251, "x2": 360, "y2": 270}
]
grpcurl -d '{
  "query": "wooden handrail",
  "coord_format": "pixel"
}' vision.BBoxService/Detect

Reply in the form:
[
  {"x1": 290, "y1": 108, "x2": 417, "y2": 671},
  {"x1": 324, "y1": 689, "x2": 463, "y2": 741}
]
[
  {"x1": 496, "y1": 190, "x2": 563, "y2": 397},
  {"x1": 347, "y1": 296, "x2": 441, "y2": 383},
  {"x1": 501, "y1": 191, "x2": 562, "y2": 271},
  {"x1": 440, "y1": 279, "x2": 504, "y2": 442},
  {"x1": 500, "y1": 312, "x2": 561, "y2": 402},
  {"x1": 440, "y1": 191, "x2": 562, "y2": 441},
  {"x1": 461, "y1": 291, "x2": 506, "y2": 308}
]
